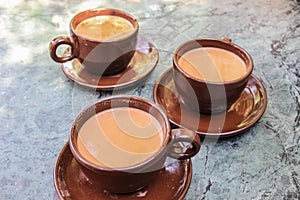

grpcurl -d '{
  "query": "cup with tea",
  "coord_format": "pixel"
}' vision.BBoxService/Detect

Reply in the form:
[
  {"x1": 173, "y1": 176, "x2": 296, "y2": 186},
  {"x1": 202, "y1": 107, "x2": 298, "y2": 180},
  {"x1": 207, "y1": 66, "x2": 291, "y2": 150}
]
[
  {"x1": 69, "y1": 95, "x2": 200, "y2": 194},
  {"x1": 173, "y1": 38, "x2": 253, "y2": 114},
  {"x1": 49, "y1": 8, "x2": 139, "y2": 76}
]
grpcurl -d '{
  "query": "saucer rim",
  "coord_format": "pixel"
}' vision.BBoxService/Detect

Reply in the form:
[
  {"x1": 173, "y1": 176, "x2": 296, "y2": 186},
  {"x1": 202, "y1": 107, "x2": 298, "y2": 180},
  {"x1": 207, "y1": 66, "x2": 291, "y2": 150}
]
[
  {"x1": 61, "y1": 35, "x2": 159, "y2": 91},
  {"x1": 54, "y1": 142, "x2": 193, "y2": 200},
  {"x1": 153, "y1": 68, "x2": 268, "y2": 137}
]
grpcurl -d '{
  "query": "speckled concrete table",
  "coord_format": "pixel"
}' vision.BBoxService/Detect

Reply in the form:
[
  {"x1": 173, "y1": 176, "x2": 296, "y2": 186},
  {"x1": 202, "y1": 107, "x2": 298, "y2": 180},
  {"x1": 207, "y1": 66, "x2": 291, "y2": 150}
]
[{"x1": 0, "y1": 0, "x2": 299, "y2": 199}]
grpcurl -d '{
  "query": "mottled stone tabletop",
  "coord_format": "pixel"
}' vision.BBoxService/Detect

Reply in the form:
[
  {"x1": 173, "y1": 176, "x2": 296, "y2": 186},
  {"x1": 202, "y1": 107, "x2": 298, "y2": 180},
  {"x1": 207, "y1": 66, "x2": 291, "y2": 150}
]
[{"x1": 1, "y1": 0, "x2": 299, "y2": 199}]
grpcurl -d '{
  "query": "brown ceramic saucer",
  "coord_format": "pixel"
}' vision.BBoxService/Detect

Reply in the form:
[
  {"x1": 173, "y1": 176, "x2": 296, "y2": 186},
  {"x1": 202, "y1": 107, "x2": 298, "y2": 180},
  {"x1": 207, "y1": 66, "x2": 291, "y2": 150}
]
[
  {"x1": 153, "y1": 68, "x2": 268, "y2": 138},
  {"x1": 61, "y1": 35, "x2": 159, "y2": 91},
  {"x1": 54, "y1": 142, "x2": 192, "y2": 200}
]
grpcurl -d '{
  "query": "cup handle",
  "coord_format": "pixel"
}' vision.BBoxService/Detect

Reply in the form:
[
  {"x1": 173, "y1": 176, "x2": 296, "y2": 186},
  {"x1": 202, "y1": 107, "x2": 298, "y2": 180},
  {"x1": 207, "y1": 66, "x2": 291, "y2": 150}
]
[
  {"x1": 168, "y1": 129, "x2": 201, "y2": 160},
  {"x1": 49, "y1": 36, "x2": 78, "y2": 63}
]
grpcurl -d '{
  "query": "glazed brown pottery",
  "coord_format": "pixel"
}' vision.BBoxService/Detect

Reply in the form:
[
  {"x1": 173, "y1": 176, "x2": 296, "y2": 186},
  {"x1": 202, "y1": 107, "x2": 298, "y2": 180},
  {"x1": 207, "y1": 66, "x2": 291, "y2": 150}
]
[
  {"x1": 54, "y1": 143, "x2": 193, "y2": 200},
  {"x1": 61, "y1": 35, "x2": 159, "y2": 91},
  {"x1": 49, "y1": 8, "x2": 139, "y2": 76},
  {"x1": 153, "y1": 68, "x2": 267, "y2": 137},
  {"x1": 68, "y1": 95, "x2": 200, "y2": 194},
  {"x1": 173, "y1": 38, "x2": 253, "y2": 114}
]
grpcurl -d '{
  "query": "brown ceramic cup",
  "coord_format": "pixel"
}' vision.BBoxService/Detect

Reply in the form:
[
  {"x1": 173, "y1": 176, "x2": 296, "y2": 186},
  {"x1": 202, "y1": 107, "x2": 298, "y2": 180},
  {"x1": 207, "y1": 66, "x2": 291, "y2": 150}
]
[
  {"x1": 49, "y1": 8, "x2": 139, "y2": 76},
  {"x1": 173, "y1": 38, "x2": 253, "y2": 114},
  {"x1": 69, "y1": 95, "x2": 200, "y2": 194}
]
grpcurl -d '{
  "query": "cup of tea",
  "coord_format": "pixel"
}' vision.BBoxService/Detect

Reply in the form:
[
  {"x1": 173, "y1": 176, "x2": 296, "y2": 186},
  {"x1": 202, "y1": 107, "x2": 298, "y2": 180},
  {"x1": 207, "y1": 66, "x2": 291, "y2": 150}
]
[
  {"x1": 69, "y1": 95, "x2": 200, "y2": 194},
  {"x1": 173, "y1": 38, "x2": 253, "y2": 114},
  {"x1": 49, "y1": 8, "x2": 139, "y2": 76}
]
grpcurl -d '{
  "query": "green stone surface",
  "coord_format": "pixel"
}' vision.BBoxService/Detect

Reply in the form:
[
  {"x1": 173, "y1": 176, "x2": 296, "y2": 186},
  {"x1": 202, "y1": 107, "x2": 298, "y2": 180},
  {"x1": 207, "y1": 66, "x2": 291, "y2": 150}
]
[{"x1": 0, "y1": 0, "x2": 299, "y2": 199}]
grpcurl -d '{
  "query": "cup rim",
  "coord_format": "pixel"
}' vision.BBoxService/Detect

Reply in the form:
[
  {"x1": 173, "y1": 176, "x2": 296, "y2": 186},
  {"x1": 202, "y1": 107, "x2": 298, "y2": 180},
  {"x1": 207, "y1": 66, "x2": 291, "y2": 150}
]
[
  {"x1": 69, "y1": 95, "x2": 171, "y2": 172},
  {"x1": 70, "y1": 8, "x2": 139, "y2": 43},
  {"x1": 173, "y1": 37, "x2": 253, "y2": 85}
]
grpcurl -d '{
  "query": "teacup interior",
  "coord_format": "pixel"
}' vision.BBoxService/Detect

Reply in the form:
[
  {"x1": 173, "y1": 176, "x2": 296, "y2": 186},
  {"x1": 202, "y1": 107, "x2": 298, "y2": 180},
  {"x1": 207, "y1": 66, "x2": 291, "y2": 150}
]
[
  {"x1": 70, "y1": 96, "x2": 169, "y2": 170},
  {"x1": 174, "y1": 38, "x2": 253, "y2": 83}
]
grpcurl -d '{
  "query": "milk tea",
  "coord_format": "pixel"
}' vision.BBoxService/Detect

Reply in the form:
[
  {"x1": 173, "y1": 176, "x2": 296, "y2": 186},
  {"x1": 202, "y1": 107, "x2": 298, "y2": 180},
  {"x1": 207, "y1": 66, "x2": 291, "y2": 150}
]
[
  {"x1": 178, "y1": 47, "x2": 246, "y2": 82},
  {"x1": 75, "y1": 15, "x2": 135, "y2": 41},
  {"x1": 77, "y1": 107, "x2": 164, "y2": 168}
]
